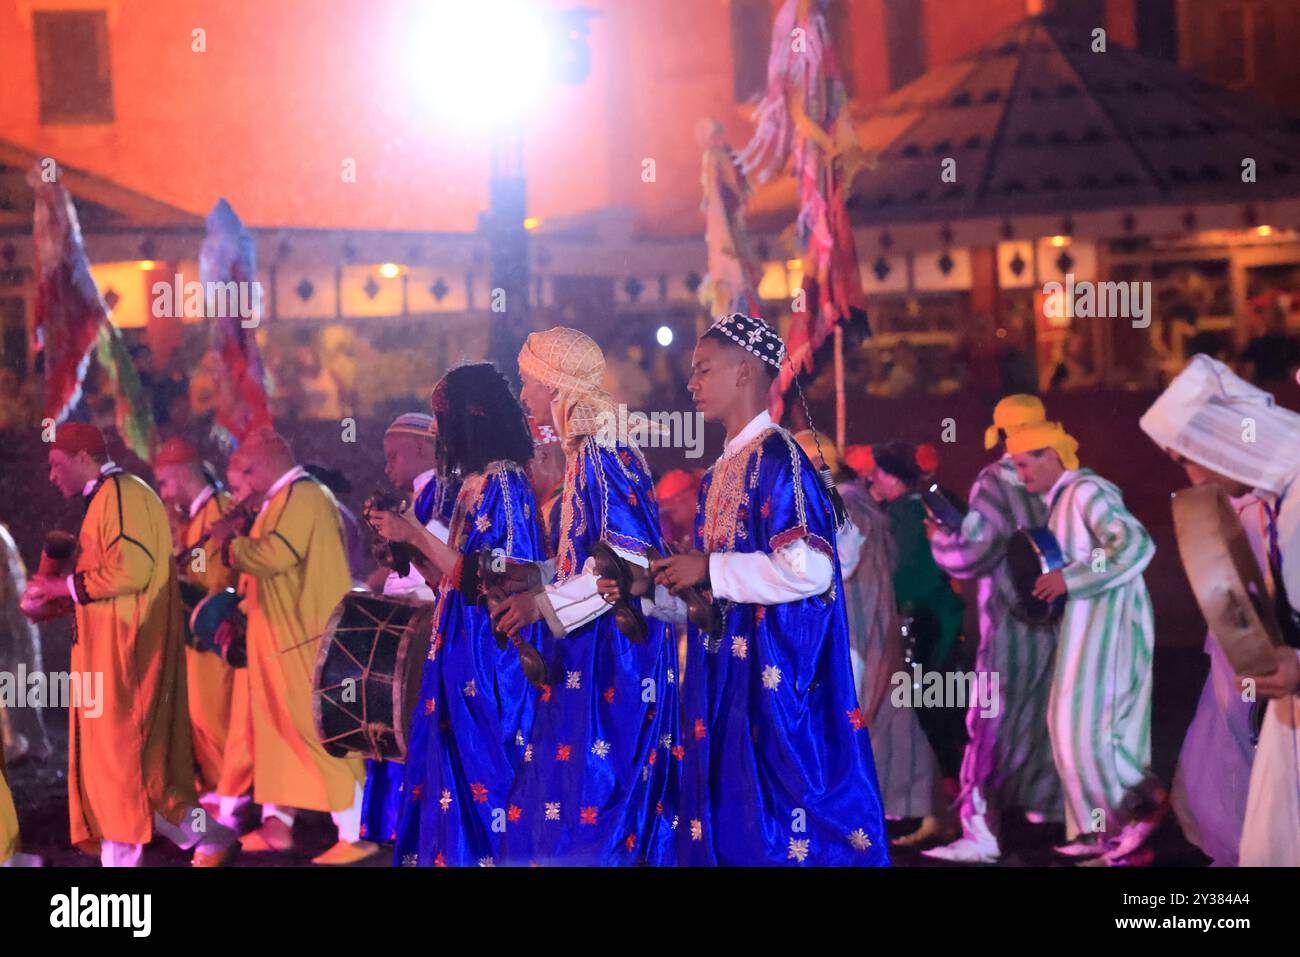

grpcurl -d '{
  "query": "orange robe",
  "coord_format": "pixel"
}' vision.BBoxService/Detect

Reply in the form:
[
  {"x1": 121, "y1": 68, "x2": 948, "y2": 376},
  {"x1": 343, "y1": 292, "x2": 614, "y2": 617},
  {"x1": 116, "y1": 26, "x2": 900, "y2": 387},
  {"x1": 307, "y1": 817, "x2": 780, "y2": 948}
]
[
  {"x1": 0, "y1": 735, "x2": 18, "y2": 863},
  {"x1": 227, "y1": 472, "x2": 363, "y2": 811},
  {"x1": 69, "y1": 471, "x2": 195, "y2": 849},
  {"x1": 181, "y1": 489, "x2": 254, "y2": 796}
]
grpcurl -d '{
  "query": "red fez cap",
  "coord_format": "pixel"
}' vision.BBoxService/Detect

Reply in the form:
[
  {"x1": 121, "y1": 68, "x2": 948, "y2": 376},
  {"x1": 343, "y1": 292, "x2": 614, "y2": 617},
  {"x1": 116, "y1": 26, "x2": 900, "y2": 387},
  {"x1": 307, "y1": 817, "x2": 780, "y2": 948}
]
[
  {"x1": 656, "y1": 469, "x2": 698, "y2": 501},
  {"x1": 154, "y1": 436, "x2": 201, "y2": 469},
  {"x1": 916, "y1": 442, "x2": 941, "y2": 474},
  {"x1": 50, "y1": 422, "x2": 106, "y2": 456}
]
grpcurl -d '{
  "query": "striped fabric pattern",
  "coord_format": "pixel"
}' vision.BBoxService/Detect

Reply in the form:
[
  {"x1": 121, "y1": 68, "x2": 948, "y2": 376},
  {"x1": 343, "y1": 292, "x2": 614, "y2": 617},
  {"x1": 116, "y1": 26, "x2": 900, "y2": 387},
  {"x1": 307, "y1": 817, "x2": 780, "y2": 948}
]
[
  {"x1": 1045, "y1": 469, "x2": 1157, "y2": 839},
  {"x1": 929, "y1": 457, "x2": 1061, "y2": 820}
]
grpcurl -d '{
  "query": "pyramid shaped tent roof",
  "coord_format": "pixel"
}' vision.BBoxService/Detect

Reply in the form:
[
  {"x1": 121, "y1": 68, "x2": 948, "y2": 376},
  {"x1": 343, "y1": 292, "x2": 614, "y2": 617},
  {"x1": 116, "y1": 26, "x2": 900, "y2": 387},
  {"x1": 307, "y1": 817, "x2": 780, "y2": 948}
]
[{"x1": 845, "y1": 15, "x2": 1300, "y2": 228}]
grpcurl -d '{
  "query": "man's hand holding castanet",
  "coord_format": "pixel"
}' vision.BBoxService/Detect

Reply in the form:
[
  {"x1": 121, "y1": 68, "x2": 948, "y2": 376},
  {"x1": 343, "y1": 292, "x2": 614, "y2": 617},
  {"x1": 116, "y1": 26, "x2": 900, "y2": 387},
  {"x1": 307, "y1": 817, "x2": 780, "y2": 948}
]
[
  {"x1": 491, "y1": 592, "x2": 543, "y2": 637},
  {"x1": 596, "y1": 561, "x2": 652, "y2": 604},
  {"x1": 365, "y1": 506, "x2": 421, "y2": 545},
  {"x1": 650, "y1": 551, "x2": 709, "y2": 595}
]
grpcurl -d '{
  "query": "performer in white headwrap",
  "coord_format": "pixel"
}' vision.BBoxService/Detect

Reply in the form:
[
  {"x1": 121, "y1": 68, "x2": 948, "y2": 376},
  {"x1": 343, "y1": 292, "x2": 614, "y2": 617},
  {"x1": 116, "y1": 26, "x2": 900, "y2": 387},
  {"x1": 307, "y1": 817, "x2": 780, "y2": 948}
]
[
  {"x1": 1006, "y1": 421, "x2": 1163, "y2": 866},
  {"x1": 1140, "y1": 355, "x2": 1300, "y2": 867}
]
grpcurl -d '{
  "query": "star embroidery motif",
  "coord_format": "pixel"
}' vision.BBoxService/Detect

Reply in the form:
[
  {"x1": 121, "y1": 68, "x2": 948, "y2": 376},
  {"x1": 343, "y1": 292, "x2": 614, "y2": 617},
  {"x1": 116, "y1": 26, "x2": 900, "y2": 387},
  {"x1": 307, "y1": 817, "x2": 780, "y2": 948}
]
[
  {"x1": 439, "y1": 789, "x2": 452, "y2": 812},
  {"x1": 566, "y1": 670, "x2": 581, "y2": 689},
  {"x1": 672, "y1": 744, "x2": 685, "y2": 760},
  {"x1": 507, "y1": 804, "x2": 522, "y2": 823},
  {"x1": 627, "y1": 492, "x2": 638, "y2": 506},
  {"x1": 580, "y1": 806, "x2": 598, "y2": 825},
  {"x1": 693, "y1": 718, "x2": 707, "y2": 740},
  {"x1": 846, "y1": 707, "x2": 864, "y2": 731},
  {"x1": 788, "y1": 838, "x2": 810, "y2": 863},
  {"x1": 671, "y1": 815, "x2": 679, "y2": 830},
  {"x1": 624, "y1": 834, "x2": 636, "y2": 852},
  {"x1": 849, "y1": 829, "x2": 873, "y2": 851},
  {"x1": 424, "y1": 696, "x2": 436, "y2": 716},
  {"x1": 544, "y1": 802, "x2": 561, "y2": 821},
  {"x1": 478, "y1": 857, "x2": 495, "y2": 867},
  {"x1": 646, "y1": 750, "x2": 657, "y2": 766},
  {"x1": 655, "y1": 801, "x2": 664, "y2": 816},
  {"x1": 760, "y1": 498, "x2": 772, "y2": 519},
  {"x1": 470, "y1": 781, "x2": 489, "y2": 803},
  {"x1": 762, "y1": 664, "x2": 782, "y2": 690},
  {"x1": 591, "y1": 739, "x2": 610, "y2": 759},
  {"x1": 556, "y1": 744, "x2": 572, "y2": 762},
  {"x1": 755, "y1": 606, "x2": 767, "y2": 624},
  {"x1": 540, "y1": 684, "x2": 553, "y2": 703},
  {"x1": 463, "y1": 679, "x2": 477, "y2": 697},
  {"x1": 603, "y1": 687, "x2": 615, "y2": 704},
  {"x1": 730, "y1": 635, "x2": 748, "y2": 659},
  {"x1": 401, "y1": 853, "x2": 418, "y2": 867},
  {"x1": 410, "y1": 784, "x2": 424, "y2": 801},
  {"x1": 658, "y1": 733, "x2": 672, "y2": 749},
  {"x1": 434, "y1": 852, "x2": 446, "y2": 867},
  {"x1": 523, "y1": 744, "x2": 533, "y2": 762},
  {"x1": 667, "y1": 669, "x2": 675, "y2": 684},
  {"x1": 475, "y1": 514, "x2": 492, "y2": 533},
  {"x1": 516, "y1": 730, "x2": 524, "y2": 746},
  {"x1": 690, "y1": 819, "x2": 703, "y2": 841}
]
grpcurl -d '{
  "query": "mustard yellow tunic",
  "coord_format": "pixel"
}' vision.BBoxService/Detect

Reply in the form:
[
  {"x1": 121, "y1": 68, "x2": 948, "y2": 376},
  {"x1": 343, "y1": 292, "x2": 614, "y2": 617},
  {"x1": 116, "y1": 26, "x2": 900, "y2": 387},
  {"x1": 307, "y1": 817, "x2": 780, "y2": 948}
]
[
  {"x1": 69, "y1": 471, "x2": 196, "y2": 849},
  {"x1": 227, "y1": 474, "x2": 363, "y2": 811},
  {"x1": 0, "y1": 737, "x2": 18, "y2": 863},
  {"x1": 181, "y1": 489, "x2": 254, "y2": 796}
]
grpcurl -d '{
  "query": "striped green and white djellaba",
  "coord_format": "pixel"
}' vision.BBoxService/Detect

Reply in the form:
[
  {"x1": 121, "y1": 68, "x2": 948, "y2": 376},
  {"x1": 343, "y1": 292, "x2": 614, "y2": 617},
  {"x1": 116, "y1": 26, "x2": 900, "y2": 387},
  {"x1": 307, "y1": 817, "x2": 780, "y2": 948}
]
[
  {"x1": 929, "y1": 457, "x2": 1062, "y2": 824},
  {"x1": 1045, "y1": 469, "x2": 1157, "y2": 840}
]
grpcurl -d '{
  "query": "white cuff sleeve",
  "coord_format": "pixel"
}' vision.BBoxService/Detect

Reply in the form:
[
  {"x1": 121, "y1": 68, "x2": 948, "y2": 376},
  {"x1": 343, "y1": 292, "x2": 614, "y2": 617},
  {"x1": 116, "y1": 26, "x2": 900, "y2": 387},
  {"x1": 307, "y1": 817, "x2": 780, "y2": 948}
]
[
  {"x1": 836, "y1": 519, "x2": 864, "y2": 580},
  {"x1": 708, "y1": 538, "x2": 833, "y2": 604},
  {"x1": 641, "y1": 584, "x2": 689, "y2": 625},
  {"x1": 540, "y1": 558, "x2": 613, "y2": 636},
  {"x1": 65, "y1": 574, "x2": 80, "y2": 604}
]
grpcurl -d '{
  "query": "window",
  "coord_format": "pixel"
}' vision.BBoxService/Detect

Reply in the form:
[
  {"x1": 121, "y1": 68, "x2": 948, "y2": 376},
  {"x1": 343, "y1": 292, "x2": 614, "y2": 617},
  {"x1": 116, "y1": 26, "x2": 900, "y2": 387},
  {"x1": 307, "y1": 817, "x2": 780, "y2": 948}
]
[
  {"x1": 883, "y1": 0, "x2": 925, "y2": 91},
  {"x1": 34, "y1": 10, "x2": 114, "y2": 124},
  {"x1": 731, "y1": 0, "x2": 773, "y2": 103}
]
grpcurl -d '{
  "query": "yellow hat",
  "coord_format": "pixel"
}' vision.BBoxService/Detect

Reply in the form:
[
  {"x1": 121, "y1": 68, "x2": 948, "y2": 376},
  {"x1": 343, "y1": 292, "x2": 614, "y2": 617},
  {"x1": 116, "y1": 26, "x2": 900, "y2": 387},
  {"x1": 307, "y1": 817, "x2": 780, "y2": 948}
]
[
  {"x1": 794, "y1": 429, "x2": 840, "y2": 475},
  {"x1": 1005, "y1": 420, "x2": 1079, "y2": 470},
  {"x1": 984, "y1": 394, "x2": 1047, "y2": 449}
]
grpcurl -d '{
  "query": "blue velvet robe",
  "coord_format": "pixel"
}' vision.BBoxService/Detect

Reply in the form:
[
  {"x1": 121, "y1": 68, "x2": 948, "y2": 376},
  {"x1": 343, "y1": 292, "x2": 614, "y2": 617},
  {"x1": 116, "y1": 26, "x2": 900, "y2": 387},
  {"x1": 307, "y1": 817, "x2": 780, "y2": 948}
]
[
  {"x1": 678, "y1": 426, "x2": 889, "y2": 866},
  {"x1": 502, "y1": 438, "x2": 680, "y2": 865},
  {"x1": 392, "y1": 463, "x2": 544, "y2": 866},
  {"x1": 360, "y1": 473, "x2": 460, "y2": 845}
]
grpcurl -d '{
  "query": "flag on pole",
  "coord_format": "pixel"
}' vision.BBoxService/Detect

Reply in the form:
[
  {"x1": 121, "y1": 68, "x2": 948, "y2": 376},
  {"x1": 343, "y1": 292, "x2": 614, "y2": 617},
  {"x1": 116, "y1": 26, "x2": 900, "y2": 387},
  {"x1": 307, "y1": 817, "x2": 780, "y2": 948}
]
[
  {"x1": 29, "y1": 164, "x2": 157, "y2": 460},
  {"x1": 738, "y1": 0, "x2": 870, "y2": 416},
  {"x1": 698, "y1": 118, "x2": 763, "y2": 319},
  {"x1": 199, "y1": 199, "x2": 271, "y2": 440},
  {"x1": 28, "y1": 166, "x2": 106, "y2": 427}
]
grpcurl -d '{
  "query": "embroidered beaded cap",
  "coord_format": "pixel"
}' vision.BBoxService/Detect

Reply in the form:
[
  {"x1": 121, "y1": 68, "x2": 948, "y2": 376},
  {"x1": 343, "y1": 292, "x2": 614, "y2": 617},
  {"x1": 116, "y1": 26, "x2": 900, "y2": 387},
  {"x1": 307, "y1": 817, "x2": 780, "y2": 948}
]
[{"x1": 707, "y1": 313, "x2": 785, "y2": 369}]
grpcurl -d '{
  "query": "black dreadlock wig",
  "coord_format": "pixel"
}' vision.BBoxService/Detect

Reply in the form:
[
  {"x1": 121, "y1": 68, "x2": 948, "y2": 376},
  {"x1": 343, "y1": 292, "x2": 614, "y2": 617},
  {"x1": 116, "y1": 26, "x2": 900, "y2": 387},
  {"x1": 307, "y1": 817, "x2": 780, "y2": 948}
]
[{"x1": 430, "y1": 361, "x2": 534, "y2": 478}]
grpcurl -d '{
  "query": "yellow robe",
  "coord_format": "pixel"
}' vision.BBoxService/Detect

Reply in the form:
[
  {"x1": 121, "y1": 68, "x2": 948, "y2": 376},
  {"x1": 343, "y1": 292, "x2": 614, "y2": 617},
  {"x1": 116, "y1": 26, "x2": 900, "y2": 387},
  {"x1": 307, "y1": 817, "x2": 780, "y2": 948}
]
[
  {"x1": 69, "y1": 471, "x2": 196, "y2": 848},
  {"x1": 0, "y1": 736, "x2": 18, "y2": 864},
  {"x1": 181, "y1": 489, "x2": 254, "y2": 796},
  {"x1": 227, "y1": 474, "x2": 362, "y2": 811}
]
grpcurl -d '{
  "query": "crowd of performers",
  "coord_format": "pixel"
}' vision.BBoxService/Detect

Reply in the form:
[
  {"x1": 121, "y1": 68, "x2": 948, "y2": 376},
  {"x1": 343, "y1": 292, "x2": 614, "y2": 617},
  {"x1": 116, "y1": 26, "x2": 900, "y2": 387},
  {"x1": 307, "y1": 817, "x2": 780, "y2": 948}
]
[{"x1": 1, "y1": 314, "x2": 1297, "y2": 868}]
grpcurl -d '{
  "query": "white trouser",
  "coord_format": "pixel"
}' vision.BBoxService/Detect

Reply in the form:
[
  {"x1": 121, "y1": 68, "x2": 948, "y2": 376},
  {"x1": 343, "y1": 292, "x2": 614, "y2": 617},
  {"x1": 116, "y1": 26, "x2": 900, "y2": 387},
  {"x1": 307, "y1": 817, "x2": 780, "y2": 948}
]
[
  {"x1": 261, "y1": 781, "x2": 364, "y2": 844},
  {"x1": 100, "y1": 808, "x2": 234, "y2": 867}
]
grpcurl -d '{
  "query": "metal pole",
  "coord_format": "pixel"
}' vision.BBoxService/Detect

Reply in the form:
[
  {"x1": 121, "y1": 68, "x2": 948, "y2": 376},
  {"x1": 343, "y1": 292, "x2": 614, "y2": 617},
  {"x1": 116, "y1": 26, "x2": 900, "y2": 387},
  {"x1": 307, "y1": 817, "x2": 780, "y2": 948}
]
[{"x1": 486, "y1": 124, "x2": 529, "y2": 383}]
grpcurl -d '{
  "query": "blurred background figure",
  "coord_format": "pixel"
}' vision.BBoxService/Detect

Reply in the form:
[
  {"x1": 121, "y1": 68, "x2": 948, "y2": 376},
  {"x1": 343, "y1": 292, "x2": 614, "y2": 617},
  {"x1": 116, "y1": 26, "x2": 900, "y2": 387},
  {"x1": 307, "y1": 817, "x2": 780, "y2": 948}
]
[
  {"x1": 654, "y1": 469, "x2": 700, "y2": 555},
  {"x1": 0, "y1": 521, "x2": 50, "y2": 766},
  {"x1": 869, "y1": 440, "x2": 967, "y2": 846}
]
